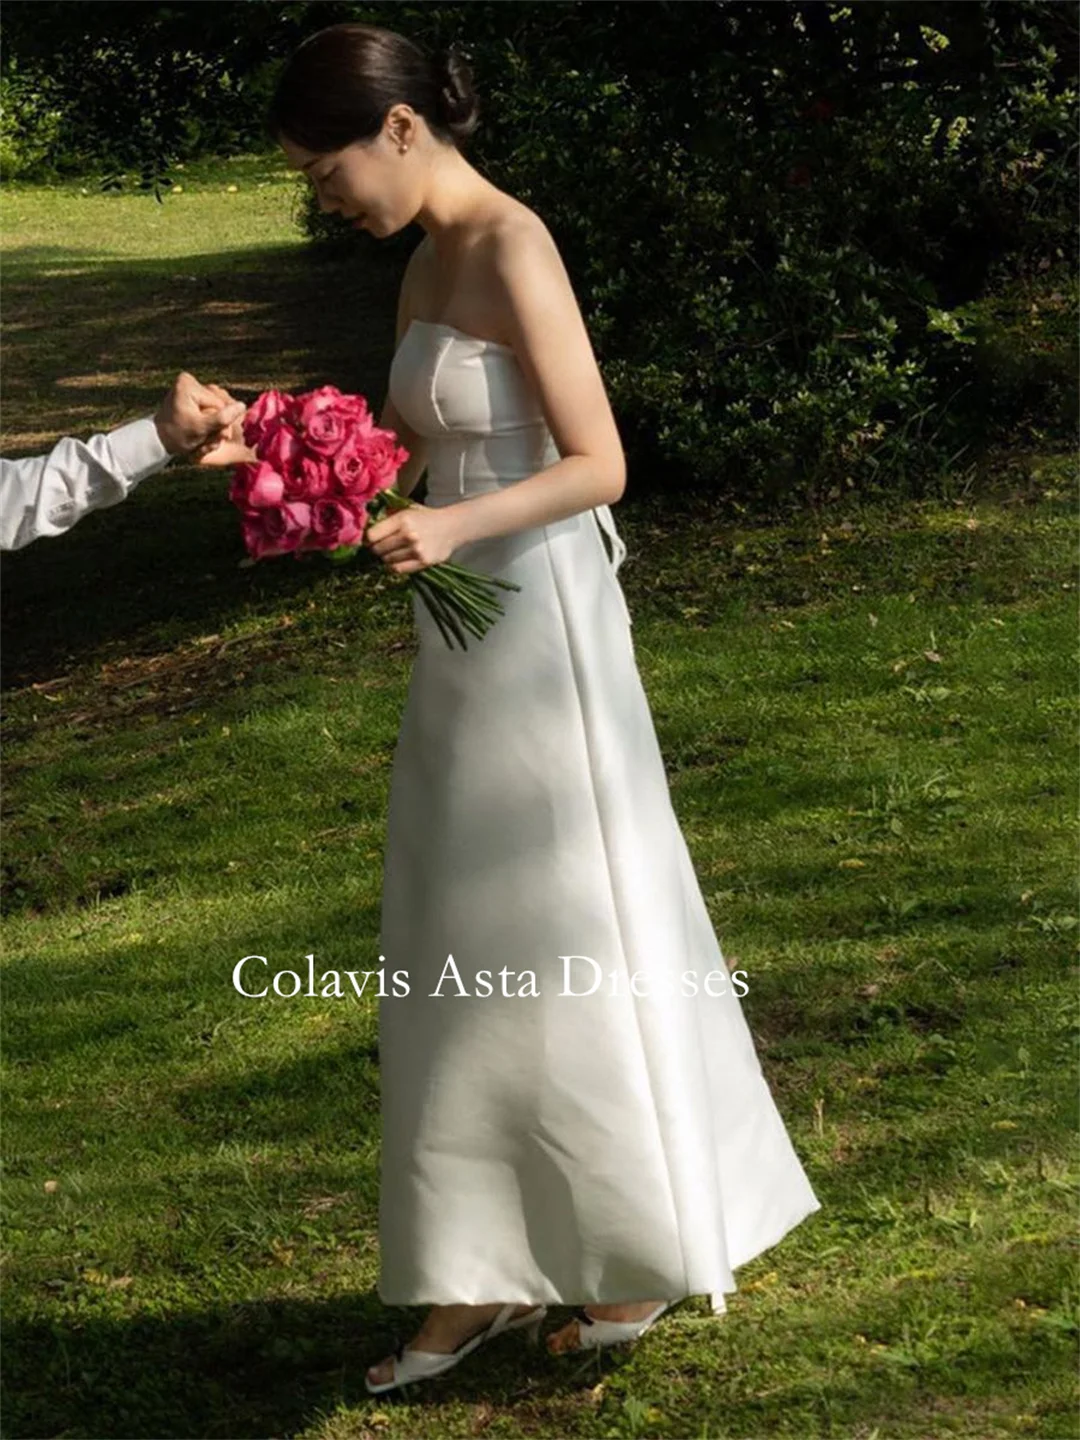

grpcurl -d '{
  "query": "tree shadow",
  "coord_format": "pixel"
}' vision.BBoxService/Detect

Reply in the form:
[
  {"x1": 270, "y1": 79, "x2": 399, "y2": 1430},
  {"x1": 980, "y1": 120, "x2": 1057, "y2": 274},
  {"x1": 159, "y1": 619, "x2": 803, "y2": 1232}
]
[
  {"x1": 1, "y1": 239, "x2": 409, "y2": 688},
  {"x1": 3, "y1": 1235, "x2": 1069, "y2": 1439},
  {"x1": 1, "y1": 1291, "x2": 548, "y2": 1438}
]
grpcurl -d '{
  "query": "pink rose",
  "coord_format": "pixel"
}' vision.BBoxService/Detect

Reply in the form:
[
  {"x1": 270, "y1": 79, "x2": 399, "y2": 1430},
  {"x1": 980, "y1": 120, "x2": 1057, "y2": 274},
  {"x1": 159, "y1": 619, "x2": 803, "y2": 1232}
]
[
  {"x1": 297, "y1": 386, "x2": 372, "y2": 458},
  {"x1": 240, "y1": 501, "x2": 312, "y2": 559},
  {"x1": 334, "y1": 428, "x2": 409, "y2": 501},
  {"x1": 290, "y1": 454, "x2": 334, "y2": 501},
  {"x1": 231, "y1": 386, "x2": 389, "y2": 562},
  {"x1": 333, "y1": 434, "x2": 377, "y2": 501},
  {"x1": 242, "y1": 389, "x2": 297, "y2": 449},
  {"x1": 260, "y1": 419, "x2": 304, "y2": 478},
  {"x1": 308, "y1": 497, "x2": 368, "y2": 549},
  {"x1": 229, "y1": 461, "x2": 286, "y2": 511}
]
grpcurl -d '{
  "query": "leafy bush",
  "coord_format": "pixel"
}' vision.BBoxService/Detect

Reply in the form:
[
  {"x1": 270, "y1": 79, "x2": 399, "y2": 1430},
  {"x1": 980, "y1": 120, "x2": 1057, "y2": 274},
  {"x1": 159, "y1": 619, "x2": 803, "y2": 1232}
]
[
  {"x1": 0, "y1": 1, "x2": 331, "y2": 192},
  {"x1": 944, "y1": 264, "x2": 1079, "y2": 446},
  {"x1": 0, "y1": 58, "x2": 66, "y2": 179},
  {"x1": 3, "y1": 1, "x2": 1076, "y2": 507},
  {"x1": 291, "y1": 4, "x2": 1078, "y2": 508}
]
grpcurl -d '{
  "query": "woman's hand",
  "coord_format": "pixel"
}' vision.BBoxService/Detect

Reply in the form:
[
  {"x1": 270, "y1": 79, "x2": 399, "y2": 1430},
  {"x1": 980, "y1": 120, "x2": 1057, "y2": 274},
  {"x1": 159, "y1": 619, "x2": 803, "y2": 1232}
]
[
  {"x1": 365, "y1": 504, "x2": 463, "y2": 574},
  {"x1": 192, "y1": 431, "x2": 259, "y2": 466},
  {"x1": 190, "y1": 383, "x2": 258, "y2": 466}
]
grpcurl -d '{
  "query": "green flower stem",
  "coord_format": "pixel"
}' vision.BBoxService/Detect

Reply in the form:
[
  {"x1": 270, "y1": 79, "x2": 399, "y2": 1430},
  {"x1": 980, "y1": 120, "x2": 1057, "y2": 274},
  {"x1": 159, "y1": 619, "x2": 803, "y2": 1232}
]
[
  {"x1": 424, "y1": 586, "x2": 487, "y2": 630},
  {"x1": 434, "y1": 568, "x2": 512, "y2": 612},
  {"x1": 416, "y1": 579, "x2": 469, "y2": 649},
  {"x1": 428, "y1": 571, "x2": 504, "y2": 623},
  {"x1": 416, "y1": 576, "x2": 495, "y2": 647},
  {"x1": 456, "y1": 589, "x2": 505, "y2": 621},
  {"x1": 439, "y1": 561, "x2": 522, "y2": 592},
  {"x1": 420, "y1": 591, "x2": 458, "y2": 650},
  {"x1": 411, "y1": 575, "x2": 460, "y2": 629},
  {"x1": 364, "y1": 487, "x2": 522, "y2": 649},
  {"x1": 428, "y1": 568, "x2": 482, "y2": 608}
]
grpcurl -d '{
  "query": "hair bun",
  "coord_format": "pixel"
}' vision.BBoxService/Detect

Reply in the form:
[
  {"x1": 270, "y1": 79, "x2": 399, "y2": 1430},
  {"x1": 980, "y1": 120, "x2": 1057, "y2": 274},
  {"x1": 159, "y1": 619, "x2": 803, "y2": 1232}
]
[
  {"x1": 440, "y1": 45, "x2": 465, "y2": 96},
  {"x1": 435, "y1": 42, "x2": 479, "y2": 142}
]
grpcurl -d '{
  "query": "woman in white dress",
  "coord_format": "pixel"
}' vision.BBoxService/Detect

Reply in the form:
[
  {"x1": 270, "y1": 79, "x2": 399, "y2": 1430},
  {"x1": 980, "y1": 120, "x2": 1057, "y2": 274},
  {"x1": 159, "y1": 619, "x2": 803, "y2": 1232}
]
[{"x1": 270, "y1": 24, "x2": 821, "y2": 1396}]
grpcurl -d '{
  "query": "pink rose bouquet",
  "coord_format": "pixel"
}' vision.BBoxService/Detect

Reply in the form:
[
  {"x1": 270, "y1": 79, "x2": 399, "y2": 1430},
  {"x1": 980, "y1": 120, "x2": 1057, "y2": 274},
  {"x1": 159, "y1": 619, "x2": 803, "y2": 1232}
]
[{"x1": 229, "y1": 385, "x2": 520, "y2": 650}]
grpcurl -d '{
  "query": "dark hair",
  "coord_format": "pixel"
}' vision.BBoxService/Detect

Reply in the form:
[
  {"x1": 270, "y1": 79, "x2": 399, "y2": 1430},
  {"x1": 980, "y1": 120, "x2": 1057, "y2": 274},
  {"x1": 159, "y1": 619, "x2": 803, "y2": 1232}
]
[{"x1": 267, "y1": 24, "x2": 480, "y2": 154}]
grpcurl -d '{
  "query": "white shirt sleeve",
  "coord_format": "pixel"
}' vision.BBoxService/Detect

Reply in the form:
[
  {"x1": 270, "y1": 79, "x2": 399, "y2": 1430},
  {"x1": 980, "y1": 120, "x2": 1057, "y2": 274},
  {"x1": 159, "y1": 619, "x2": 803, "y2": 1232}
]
[{"x1": 0, "y1": 416, "x2": 173, "y2": 552}]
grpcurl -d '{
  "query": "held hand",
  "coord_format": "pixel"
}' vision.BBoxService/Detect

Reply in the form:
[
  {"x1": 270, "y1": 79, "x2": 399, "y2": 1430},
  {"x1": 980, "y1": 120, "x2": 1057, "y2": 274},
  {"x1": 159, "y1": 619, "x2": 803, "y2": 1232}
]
[
  {"x1": 190, "y1": 409, "x2": 259, "y2": 467},
  {"x1": 192, "y1": 433, "x2": 259, "y2": 467},
  {"x1": 189, "y1": 382, "x2": 257, "y2": 465},
  {"x1": 154, "y1": 372, "x2": 247, "y2": 459},
  {"x1": 365, "y1": 503, "x2": 463, "y2": 574}
]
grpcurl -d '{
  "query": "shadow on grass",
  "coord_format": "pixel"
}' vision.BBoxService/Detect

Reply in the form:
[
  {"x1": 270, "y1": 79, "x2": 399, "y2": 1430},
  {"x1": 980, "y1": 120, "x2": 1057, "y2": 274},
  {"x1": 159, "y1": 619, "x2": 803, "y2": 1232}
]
[
  {"x1": 0, "y1": 1292, "x2": 664, "y2": 1439},
  {"x1": 1, "y1": 239, "x2": 410, "y2": 688},
  {"x1": 2, "y1": 1293, "x2": 415, "y2": 1439},
  {"x1": 2, "y1": 1239, "x2": 1072, "y2": 1439}
]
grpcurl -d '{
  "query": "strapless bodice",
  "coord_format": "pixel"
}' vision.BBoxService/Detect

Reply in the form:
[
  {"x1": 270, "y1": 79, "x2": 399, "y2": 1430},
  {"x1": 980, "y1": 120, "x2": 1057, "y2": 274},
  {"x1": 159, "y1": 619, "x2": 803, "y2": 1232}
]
[{"x1": 388, "y1": 318, "x2": 626, "y2": 571}]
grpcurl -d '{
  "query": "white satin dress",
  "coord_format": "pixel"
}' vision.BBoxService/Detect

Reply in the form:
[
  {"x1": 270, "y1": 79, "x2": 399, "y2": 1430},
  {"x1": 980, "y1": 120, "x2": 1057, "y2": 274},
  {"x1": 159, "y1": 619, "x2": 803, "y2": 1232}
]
[{"x1": 376, "y1": 318, "x2": 821, "y2": 1315}]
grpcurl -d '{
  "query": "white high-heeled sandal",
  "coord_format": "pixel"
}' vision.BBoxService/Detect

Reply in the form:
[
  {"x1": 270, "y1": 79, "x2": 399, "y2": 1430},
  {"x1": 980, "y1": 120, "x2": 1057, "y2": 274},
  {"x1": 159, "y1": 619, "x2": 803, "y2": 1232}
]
[
  {"x1": 550, "y1": 1300, "x2": 674, "y2": 1352},
  {"x1": 364, "y1": 1302, "x2": 547, "y2": 1395}
]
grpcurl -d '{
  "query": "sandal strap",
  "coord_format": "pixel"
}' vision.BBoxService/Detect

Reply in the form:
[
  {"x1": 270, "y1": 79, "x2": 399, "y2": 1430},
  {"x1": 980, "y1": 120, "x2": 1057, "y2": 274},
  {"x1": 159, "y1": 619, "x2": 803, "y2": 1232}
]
[
  {"x1": 567, "y1": 1301, "x2": 673, "y2": 1347},
  {"x1": 404, "y1": 1303, "x2": 525, "y2": 1363},
  {"x1": 449, "y1": 1312, "x2": 497, "y2": 1354},
  {"x1": 370, "y1": 1304, "x2": 549, "y2": 1393}
]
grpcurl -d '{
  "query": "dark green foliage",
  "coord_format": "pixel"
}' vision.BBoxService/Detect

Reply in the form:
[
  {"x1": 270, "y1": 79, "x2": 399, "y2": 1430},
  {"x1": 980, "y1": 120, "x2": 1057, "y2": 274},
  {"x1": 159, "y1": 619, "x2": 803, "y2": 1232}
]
[
  {"x1": 306, "y1": 3, "x2": 1079, "y2": 508},
  {"x1": 0, "y1": 1, "x2": 323, "y2": 191},
  {"x1": 3, "y1": 2, "x2": 1076, "y2": 506},
  {"x1": 477, "y1": 5, "x2": 1078, "y2": 507}
]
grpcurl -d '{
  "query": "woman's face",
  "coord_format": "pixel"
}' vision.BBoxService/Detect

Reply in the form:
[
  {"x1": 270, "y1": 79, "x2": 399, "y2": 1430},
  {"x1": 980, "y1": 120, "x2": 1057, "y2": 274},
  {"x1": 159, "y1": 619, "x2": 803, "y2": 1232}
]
[{"x1": 281, "y1": 115, "x2": 414, "y2": 235}]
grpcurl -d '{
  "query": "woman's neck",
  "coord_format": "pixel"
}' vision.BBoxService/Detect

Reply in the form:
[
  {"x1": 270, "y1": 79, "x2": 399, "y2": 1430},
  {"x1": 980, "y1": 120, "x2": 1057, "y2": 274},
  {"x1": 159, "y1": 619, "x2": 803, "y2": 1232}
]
[{"x1": 414, "y1": 147, "x2": 499, "y2": 255}]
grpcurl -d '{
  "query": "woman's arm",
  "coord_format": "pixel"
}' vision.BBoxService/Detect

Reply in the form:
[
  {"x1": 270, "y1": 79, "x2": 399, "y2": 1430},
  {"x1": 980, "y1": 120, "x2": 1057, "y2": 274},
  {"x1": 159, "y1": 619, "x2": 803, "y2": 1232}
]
[{"x1": 436, "y1": 220, "x2": 626, "y2": 554}]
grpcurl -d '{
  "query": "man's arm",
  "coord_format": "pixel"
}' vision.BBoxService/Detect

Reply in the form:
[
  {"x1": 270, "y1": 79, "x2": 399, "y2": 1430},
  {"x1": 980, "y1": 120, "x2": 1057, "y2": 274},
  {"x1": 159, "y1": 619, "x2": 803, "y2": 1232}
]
[
  {"x1": 0, "y1": 416, "x2": 172, "y2": 552},
  {"x1": 0, "y1": 373, "x2": 245, "y2": 552}
]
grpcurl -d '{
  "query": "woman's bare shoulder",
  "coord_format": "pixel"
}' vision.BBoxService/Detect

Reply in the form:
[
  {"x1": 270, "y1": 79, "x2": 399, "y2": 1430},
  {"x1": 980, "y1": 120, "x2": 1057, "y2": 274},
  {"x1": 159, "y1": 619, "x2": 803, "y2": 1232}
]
[
  {"x1": 415, "y1": 196, "x2": 552, "y2": 263},
  {"x1": 488, "y1": 196, "x2": 554, "y2": 249},
  {"x1": 406, "y1": 231, "x2": 435, "y2": 281}
]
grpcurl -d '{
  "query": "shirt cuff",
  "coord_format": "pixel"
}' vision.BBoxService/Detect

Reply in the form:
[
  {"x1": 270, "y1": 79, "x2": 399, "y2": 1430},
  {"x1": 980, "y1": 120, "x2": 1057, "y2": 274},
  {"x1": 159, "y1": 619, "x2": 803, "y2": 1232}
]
[{"x1": 106, "y1": 416, "x2": 174, "y2": 484}]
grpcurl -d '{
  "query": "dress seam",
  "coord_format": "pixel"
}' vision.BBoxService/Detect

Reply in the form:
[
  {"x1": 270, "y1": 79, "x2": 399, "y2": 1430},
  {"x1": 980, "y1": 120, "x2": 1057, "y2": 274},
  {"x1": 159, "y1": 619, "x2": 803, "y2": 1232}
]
[
  {"x1": 540, "y1": 515, "x2": 690, "y2": 1302},
  {"x1": 428, "y1": 340, "x2": 454, "y2": 434},
  {"x1": 588, "y1": 507, "x2": 633, "y2": 629}
]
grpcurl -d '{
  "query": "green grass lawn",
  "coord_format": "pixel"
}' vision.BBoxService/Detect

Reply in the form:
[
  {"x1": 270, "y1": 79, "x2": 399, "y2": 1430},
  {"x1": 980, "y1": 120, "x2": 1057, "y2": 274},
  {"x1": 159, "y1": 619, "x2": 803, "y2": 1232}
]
[{"x1": 2, "y1": 159, "x2": 1077, "y2": 1440}]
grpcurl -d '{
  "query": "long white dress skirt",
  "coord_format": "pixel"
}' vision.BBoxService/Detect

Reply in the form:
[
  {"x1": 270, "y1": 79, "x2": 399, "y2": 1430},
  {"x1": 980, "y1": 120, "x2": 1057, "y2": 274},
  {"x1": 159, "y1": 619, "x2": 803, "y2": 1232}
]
[{"x1": 376, "y1": 321, "x2": 821, "y2": 1315}]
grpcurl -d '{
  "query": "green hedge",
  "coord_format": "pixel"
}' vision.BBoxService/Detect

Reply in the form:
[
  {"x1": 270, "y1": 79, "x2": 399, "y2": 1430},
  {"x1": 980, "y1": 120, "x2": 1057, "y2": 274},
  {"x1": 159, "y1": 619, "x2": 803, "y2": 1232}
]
[
  {"x1": 304, "y1": 2, "x2": 1078, "y2": 510},
  {"x1": 4, "y1": 1, "x2": 1077, "y2": 509}
]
